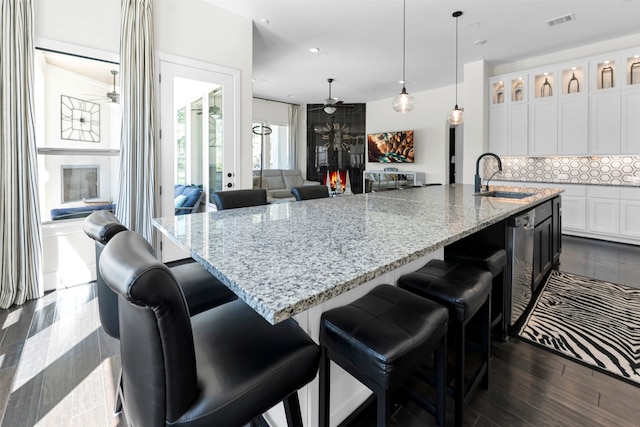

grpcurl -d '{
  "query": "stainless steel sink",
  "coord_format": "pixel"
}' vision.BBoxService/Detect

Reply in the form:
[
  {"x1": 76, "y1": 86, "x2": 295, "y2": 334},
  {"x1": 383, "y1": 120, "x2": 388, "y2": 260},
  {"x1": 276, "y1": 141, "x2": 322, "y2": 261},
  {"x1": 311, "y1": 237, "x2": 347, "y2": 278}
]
[{"x1": 474, "y1": 191, "x2": 535, "y2": 199}]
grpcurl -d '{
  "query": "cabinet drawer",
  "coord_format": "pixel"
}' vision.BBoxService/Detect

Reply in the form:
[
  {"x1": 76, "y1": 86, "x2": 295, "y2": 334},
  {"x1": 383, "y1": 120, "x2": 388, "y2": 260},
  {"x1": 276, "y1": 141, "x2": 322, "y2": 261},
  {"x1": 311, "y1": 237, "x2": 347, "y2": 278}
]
[
  {"x1": 587, "y1": 186, "x2": 620, "y2": 199},
  {"x1": 533, "y1": 200, "x2": 552, "y2": 225},
  {"x1": 620, "y1": 187, "x2": 640, "y2": 201},
  {"x1": 559, "y1": 185, "x2": 586, "y2": 197}
]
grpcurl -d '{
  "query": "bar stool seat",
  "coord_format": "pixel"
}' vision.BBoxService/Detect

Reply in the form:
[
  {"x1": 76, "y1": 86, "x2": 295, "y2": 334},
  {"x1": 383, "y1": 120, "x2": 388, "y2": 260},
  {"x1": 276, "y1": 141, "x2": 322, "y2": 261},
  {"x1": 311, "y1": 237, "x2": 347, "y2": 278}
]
[
  {"x1": 320, "y1": 284, "x2": 448, "y2": 427},
  {"x1": 446, "y1": 244, "x2": 506, "y2": 277},
  {"x1": 446, "y1": 243, "x2": 507, "y2": 339},
  {"x1": 398, "y1": 259, "x2": 492, "y2": 427}
]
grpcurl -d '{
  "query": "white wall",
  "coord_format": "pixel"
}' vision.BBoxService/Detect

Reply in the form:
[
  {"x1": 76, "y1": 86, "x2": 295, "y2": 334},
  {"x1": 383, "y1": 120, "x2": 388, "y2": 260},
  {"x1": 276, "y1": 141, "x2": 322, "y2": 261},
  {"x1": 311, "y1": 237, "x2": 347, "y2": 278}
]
[
  {"x1": 154, "y1": 0, "x2": 253, "y2": 188},
  {"x1": 462, "y1": 60, "x2": 491, "y2": 185},
  {"x1": 493, "y1": 33, "x2": 640, "y2": 77},
  {"x1": 35, "y1": 0, "x2": 254, "y2": 188},
  {"x1": 365, "y1": 85, "x2": 458, "y2": 184},
  {"x1": 33, "y1": 0, "x2": 253, "y2": 289}
]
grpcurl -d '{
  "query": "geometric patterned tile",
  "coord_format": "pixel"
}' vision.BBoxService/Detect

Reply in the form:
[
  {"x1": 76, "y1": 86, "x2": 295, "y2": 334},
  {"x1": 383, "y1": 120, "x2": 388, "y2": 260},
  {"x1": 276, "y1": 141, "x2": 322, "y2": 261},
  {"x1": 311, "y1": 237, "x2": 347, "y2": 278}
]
[{"x1": 485, "y1": 155, "x2": 640, "y2": 186}]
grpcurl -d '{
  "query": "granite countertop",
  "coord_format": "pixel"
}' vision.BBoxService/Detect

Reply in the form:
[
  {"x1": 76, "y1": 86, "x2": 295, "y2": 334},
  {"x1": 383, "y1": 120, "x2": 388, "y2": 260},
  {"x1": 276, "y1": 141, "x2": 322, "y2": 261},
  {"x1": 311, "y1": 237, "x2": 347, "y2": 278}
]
[{"x1": 152, "y1": 184, "x2": 562, "y2": 324}]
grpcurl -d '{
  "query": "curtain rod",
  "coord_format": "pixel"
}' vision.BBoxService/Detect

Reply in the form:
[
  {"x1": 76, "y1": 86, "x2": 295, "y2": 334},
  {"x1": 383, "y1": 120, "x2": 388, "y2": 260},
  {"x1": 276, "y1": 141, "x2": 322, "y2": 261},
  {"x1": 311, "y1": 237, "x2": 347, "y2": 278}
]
[{"x1": 253, "y1": 96, "x2": 300, "y2": 107}]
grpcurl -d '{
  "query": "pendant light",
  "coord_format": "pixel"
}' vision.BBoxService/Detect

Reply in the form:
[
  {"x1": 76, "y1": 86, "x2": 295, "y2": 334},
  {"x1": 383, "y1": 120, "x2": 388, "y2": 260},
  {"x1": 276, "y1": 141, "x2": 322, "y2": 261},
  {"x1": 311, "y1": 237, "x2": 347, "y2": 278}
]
[
  {"x1": 392, "y1": 0, "x2": 415, "y2": 113},
  {"x1": 448, "y1": 11, "x2": 464, "y2": 125}
]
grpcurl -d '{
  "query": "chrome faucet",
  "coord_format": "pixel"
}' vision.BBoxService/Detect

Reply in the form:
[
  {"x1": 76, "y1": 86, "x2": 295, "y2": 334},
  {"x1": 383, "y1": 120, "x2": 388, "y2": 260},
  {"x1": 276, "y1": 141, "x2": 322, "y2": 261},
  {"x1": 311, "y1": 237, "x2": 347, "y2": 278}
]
[{"x1": 475, "y1": 152, "x2": 503, "y2": 193}]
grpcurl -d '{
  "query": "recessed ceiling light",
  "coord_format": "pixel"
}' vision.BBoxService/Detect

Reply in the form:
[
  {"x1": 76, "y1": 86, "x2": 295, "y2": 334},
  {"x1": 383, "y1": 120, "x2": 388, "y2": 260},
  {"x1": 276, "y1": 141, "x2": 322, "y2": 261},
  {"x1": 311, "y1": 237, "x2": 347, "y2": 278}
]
[
  {"x1": 473, "y1": 39, "x2": 487, "y2": 45},
  {"x1": 309, "y1": 47, "x2": 320, "y2": 53},
  {"x1": 260, "y1": 18, "x2": 269, "y2": 24}
]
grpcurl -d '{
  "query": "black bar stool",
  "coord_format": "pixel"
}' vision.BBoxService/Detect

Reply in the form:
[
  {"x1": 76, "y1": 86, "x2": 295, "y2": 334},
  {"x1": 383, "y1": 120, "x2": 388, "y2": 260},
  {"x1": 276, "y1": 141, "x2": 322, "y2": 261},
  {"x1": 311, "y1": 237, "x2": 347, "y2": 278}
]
[
  {"x1": 291, "y1": 185, "x2": 329, "y2": 201},
  {"x1": 446, "y1": 243, "x2": 508, "y2": 340},
  {"x1": 100, "y1": 231, "x2": 320, "y2": 427},
  {"x1": 83, "y1": 210, "x2": 237, "y2": 339},
  {"x1": 398, "y1": 260, "x2": 492, "y2": 427},
  {"x1": 319, "y1": 284, "x2": 449, "y2": 427}
]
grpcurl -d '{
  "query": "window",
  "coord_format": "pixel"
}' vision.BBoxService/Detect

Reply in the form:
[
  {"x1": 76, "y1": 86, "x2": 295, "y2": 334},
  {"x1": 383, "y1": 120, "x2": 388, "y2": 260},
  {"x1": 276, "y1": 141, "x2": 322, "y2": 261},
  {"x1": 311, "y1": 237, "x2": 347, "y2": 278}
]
[
  {"x1": 35, "y1": 49, "x2": 121, "y2": 222},
  {"x1": 252, "y1": 122, "x2": 292, "y2": 170}
]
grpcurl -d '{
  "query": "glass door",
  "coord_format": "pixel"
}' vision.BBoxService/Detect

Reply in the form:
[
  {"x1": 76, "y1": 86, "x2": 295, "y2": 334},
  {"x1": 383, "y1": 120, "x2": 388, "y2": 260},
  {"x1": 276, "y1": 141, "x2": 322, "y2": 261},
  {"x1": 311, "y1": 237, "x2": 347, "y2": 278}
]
[{"x1": 159, "y1": 58, "x2": 238, "y2": 261}]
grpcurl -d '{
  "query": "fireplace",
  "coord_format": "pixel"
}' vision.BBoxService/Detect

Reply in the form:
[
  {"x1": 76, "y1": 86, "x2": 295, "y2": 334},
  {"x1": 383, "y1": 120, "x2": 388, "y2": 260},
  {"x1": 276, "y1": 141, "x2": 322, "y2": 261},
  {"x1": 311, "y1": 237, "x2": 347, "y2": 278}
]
[
  {"x1": 323, "y1": 170, "x2": 348, "y2": 193},
  {"x1": 61, "y1": 165, "x2": 99, "y2": 203}
]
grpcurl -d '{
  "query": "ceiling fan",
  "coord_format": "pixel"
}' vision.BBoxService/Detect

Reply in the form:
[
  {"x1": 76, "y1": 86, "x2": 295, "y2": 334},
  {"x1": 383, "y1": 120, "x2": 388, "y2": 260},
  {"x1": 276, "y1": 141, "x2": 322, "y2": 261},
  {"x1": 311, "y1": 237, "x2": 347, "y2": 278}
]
[
  {"x1": 309, "y1": 78, "x2": 354, "y2": 114},
  {"x1": 86, "y1": 70, "x2": 120, "y2": 103},
  {"x1": 105, "y1": 70, "x2": 120, "y2": 103}
]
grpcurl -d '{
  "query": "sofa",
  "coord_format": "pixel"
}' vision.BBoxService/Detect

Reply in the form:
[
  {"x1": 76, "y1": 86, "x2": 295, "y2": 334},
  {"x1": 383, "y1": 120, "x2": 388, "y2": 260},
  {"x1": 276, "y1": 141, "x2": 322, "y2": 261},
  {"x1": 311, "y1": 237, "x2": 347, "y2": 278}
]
[
  {"x1": 174, "y1": 184, "x2": 203, "y2": 215},
  {"x1": 50, "y1": 203, "x2": 116, "y2": 221},
  {"x1": 253, "y1": 169, "x2": 321, "y2": 200}
]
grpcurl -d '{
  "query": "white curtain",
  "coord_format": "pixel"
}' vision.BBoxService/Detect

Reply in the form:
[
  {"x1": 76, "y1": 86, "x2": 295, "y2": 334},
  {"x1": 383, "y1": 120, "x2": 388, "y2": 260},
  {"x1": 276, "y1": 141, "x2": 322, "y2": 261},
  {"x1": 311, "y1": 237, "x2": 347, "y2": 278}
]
[
  {"x1": 288, "y1": 104, "x2": 300, "y2": 169},
  {"x1": 116, "y1": 0, "x2": 157, "y2": 243},
  {"x1": 0, "y1": 0, "x2": 44, "y2": 308}
]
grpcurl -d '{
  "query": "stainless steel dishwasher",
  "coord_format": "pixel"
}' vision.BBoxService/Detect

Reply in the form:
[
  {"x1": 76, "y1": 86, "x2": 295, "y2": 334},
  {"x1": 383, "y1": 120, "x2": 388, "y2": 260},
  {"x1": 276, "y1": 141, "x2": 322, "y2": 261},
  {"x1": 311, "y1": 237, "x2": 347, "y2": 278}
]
[{"x1": 507, "y1": 208, "x2": 535, "y2": 328}]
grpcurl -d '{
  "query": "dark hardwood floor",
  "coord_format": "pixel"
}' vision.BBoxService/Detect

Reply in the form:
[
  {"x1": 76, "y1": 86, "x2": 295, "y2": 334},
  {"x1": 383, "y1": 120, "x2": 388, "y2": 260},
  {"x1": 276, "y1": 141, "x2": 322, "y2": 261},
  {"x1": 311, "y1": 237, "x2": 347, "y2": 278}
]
[{"x1": 1, "y1": 235, "x2": 639, "y2": 426}]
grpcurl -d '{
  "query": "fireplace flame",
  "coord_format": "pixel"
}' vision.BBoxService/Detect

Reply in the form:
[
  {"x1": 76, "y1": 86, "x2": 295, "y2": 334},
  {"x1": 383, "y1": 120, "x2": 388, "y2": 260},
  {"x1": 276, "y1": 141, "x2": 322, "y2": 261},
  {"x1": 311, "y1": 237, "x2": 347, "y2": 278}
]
[{"x1": 324, "y1": 170, "x2": 348, "y2": 192}]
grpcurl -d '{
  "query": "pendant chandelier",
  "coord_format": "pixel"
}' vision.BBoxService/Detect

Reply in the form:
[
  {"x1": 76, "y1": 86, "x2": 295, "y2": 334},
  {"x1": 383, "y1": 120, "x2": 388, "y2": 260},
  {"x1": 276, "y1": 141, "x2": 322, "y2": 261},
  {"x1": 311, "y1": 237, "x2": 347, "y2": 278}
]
[
  {"x1": 448, "y1": 11, "x2": 464, "y2": 125},
  {"x1": 392, "y1": 0, "x2": 415, "y2": 113}
]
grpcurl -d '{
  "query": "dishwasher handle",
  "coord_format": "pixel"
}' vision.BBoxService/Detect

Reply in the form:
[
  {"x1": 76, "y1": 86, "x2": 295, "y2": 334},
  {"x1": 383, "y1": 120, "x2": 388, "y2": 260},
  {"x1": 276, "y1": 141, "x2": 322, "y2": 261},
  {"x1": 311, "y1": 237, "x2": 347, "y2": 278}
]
[{"x1": 511, "y1": 210, "x2": 535, "y2": 230}]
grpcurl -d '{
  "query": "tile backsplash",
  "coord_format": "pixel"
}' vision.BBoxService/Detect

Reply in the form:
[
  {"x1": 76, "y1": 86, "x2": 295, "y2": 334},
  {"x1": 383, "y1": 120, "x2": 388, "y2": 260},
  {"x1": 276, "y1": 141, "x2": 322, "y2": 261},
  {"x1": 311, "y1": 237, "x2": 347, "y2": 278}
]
[{"x1": 483, "y1": 156, "x2": 640, "y2": 186}]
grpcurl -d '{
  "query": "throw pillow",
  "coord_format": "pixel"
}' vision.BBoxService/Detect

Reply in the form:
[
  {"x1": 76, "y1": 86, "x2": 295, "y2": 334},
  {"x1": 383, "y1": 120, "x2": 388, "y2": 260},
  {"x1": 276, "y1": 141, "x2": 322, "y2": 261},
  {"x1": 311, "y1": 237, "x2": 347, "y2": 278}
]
[{"x1": 175, "y1": 194, "x2": 188, "y2": 208}]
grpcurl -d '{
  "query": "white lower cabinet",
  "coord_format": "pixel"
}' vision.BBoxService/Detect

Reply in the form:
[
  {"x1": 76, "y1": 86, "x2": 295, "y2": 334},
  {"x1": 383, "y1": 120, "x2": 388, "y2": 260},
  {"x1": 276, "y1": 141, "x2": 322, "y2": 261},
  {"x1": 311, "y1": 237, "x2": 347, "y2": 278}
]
[
  {"x1": 620, "y1": 200, "x2": 640, "y2": 238},
  {"x1": 587, "y1": 198, "x2": 620, "y2": 234},
  {"x1": 562, "y1": 196, "x2": 587, "y2": 231},
  {"x1": 497, "y1": 181, "x2": 640, "y2": 245},
  {"x1": 620, "y1": 188, "x2": 640, "y2": 239}
]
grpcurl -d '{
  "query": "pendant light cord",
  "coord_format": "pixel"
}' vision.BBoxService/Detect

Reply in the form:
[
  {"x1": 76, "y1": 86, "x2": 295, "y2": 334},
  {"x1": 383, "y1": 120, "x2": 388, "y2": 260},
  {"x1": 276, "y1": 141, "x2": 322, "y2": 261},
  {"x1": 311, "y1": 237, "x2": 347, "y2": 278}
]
[
  {"x1": 402, "y1": 0, "x2": 406, "y2": 85},
  {"x1": 454, "y1": 12, "x2": 459, "y2": 106}
]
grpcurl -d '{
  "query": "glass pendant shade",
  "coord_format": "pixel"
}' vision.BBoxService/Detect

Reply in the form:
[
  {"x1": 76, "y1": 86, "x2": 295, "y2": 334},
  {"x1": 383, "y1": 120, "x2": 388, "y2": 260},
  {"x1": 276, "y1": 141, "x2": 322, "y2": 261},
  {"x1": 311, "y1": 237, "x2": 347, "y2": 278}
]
[
  {"x1": 393, "y1": 0, "x2": 414, "y2": 113},
  {"x1": 448, "y1": 105, "x2": 464, "y2": 125},
  {"x1": 392, "y1": 86, "x2": 415, "y2": 113}
]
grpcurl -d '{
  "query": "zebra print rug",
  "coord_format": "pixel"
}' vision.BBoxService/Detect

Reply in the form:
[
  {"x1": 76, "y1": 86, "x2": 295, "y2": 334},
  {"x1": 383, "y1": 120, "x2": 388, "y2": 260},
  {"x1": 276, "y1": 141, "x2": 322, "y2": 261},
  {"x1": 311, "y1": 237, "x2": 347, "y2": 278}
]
[{"x1": 518, "y1": 270, "x2": 640, "y2": 387}]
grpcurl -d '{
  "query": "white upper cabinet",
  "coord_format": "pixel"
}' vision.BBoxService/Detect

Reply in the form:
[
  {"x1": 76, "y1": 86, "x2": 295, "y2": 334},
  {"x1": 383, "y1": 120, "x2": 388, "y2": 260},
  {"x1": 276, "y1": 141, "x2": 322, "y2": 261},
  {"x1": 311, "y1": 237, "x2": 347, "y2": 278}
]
[
  {"x1": 489, "y1": 46, "x2": 640, "y2": 157},
  {"x1": 558, "y1": 62, "x2": 588, "y2": 155},
  {"x1": 589, "y1": 54, "x2": 621, "y2": 154},
  {"x1": 488, "y1": 75, "x2": 528, "y2": 155},
  {"x1": 621, "y1": 48, "x2": 640, "y2": 154},
  {"x1": 589, "y1": 90, "x2": 621, "y2": 154},
  {"x1": 529, "y1": 68, "x2": 558, "y2": 155}
]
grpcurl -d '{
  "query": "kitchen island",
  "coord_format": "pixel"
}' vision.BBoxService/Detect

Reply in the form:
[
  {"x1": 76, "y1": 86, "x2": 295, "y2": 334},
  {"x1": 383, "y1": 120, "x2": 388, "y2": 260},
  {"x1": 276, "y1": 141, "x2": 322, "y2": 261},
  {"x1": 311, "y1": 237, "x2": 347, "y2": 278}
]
[{"x1": 152, "y1": 183, "x2": 562, "y2": 426}]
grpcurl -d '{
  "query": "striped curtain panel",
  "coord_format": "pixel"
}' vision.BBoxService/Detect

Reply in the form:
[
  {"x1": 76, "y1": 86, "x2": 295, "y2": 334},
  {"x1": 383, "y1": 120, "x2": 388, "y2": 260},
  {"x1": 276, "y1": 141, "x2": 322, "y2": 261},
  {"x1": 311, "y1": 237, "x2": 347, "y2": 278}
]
[
  {"x1": 116, "y1": 0, "x2": 156, "y2": 244},
  {"x1": 0, "y1": 0, "x2": 44, "y2": 308},
  {"x1": 288, "y1": 104, "x2": 299, "y2": 168}
]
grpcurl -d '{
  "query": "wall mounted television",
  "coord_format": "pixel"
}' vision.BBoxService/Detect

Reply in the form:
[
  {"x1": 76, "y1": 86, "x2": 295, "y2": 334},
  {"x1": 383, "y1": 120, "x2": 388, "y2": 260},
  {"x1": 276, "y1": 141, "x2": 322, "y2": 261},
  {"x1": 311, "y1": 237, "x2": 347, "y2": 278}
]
[{"x1": 367, "y1": 130, "x2": 414, "y2": 163}]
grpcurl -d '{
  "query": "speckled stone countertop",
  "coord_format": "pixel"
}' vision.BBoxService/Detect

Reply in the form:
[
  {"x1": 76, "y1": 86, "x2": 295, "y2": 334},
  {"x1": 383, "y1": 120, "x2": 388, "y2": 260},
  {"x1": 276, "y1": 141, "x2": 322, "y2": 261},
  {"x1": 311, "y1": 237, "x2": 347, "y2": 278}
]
[{"x1": 152, "y1": 184, "x2": 562, "y2": 324}]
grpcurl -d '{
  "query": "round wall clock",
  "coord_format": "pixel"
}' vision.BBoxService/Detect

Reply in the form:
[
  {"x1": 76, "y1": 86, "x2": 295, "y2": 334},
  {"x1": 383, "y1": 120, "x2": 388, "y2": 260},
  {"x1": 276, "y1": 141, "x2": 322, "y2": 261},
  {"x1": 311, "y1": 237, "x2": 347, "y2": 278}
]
[{"x1": 60, "y1": 95, "x2": 100, "y2": 142}]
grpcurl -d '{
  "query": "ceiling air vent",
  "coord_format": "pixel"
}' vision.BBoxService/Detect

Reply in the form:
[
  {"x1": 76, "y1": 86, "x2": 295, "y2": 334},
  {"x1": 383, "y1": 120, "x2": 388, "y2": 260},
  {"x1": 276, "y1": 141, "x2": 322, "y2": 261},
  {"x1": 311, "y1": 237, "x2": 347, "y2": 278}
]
[{"x1": 546, "y1": 13, "x2": 575, "y2": 26}]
